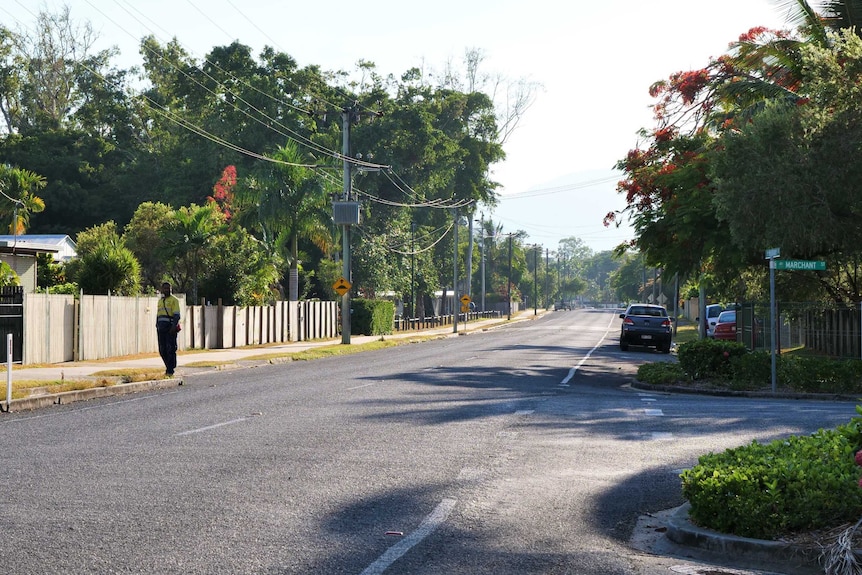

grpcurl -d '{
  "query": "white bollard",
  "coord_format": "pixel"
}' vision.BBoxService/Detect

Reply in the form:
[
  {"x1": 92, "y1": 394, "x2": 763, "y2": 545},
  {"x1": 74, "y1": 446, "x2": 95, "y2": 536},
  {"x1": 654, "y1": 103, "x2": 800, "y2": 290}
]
[{"x1": 6, "y1": 333, "x2": 11, "y2": 409}]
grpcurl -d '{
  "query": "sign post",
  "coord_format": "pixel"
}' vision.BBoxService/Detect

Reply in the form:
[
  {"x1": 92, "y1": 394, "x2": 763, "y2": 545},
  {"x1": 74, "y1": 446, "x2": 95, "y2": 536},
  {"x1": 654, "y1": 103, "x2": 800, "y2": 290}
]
[
  {"x1": 6, "y1": 333, "x2": 11, "y2": 411},
  {"x1": 766, "y1": 253, "x2": 827, "y2": 392},
  {"x1": 460, "y1": 295, "x2": 471, "y2": 333},
  {"x1": 765, "y1": 249, "x2": 779, "y2": 393}
]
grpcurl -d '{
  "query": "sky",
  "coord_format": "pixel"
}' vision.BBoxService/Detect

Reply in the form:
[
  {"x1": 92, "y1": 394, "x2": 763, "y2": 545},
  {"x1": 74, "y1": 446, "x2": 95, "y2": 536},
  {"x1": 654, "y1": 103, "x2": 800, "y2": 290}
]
[{"x1": 3, "y1": 0, "x2": 793, "y2": 253}]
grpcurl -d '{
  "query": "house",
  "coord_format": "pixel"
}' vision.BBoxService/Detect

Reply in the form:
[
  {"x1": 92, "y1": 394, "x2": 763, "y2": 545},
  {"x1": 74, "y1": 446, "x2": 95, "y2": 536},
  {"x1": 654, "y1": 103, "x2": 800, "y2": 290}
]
[
  {"x1": 0, "y1": 235, "x2": 76, "y2": 293},
  {"x1": 0, "y1": 235, "x2": 77, "y2": 262}
]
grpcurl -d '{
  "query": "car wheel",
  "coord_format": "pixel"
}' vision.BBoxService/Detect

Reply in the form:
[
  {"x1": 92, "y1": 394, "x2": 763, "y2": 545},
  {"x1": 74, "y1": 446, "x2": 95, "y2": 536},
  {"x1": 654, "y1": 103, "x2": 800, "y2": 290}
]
[
  {"x1": 620, "y1": 340, "x2": 629, "y2": 351},
  {"x1": 660, "y1": 342, "x2": 671, "y2": 354}
]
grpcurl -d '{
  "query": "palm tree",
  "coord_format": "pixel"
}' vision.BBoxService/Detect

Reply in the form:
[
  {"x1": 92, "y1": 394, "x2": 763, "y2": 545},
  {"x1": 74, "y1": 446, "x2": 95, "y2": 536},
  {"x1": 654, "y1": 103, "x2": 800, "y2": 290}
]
[
  {"x1": 163, "y1": 203, "x2": 224, "y2": 303},
  {"x1": 0, "y1": 164, "x2": 46, "y2": 234},
  {"x1": 235, "y1": 141, "x2": 332, "y2": 301}
]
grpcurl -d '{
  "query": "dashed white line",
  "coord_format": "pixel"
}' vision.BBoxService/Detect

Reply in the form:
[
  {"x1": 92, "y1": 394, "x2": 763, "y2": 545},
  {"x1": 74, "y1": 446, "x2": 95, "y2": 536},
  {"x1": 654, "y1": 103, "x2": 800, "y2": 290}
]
[
  {"x1": 359, "y1": 498, "x2": 457, "y2": 575},
  {"x1": 346, "y1": 382, "x2": 376, "y2": 391},
  {"x1": 560, "y1": 312, "x2": 617, "y2": 387},
  {"x1": 177, "y1": 417, "x2": 248, "y2": 436}
]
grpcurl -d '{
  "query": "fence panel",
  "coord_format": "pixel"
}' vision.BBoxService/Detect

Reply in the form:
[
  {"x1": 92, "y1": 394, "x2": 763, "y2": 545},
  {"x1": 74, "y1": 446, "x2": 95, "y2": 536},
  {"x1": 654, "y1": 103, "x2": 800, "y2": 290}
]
[{"x1": 24, "y1": 293, "x2": 75, "y2": 364}]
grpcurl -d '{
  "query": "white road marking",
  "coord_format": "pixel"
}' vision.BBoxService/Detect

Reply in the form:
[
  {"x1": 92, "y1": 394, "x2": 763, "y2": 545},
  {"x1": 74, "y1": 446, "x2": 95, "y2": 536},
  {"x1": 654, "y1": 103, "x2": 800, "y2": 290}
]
[
  {"x1": 560, "y1": 312, "x2": 617, "y2": 386},
  {"x1": 514, "y1": 409, "x2": 534, "y2": 416},
  {"x1": 177, "y1": 417, "x2": 248, "y2": 436},
  {"x1": 346, "y1": 382, "x2": 376, "y2": 391},
  {"x1": 359, "y1": 498, "x2": 457, "y2": 575},
  {"x1": 650, "y1": 432, "x2": 674, "y2": 440},
  {"x1": 644, "y1": 409, "x2": 664, "y2": 416}
]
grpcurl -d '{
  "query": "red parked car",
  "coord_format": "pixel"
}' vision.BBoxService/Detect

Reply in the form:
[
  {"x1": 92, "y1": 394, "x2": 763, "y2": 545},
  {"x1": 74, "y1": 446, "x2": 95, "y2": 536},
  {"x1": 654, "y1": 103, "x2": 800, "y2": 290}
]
[{"x1": 712, "y1": 310, "x2": 737, "y2": 341}]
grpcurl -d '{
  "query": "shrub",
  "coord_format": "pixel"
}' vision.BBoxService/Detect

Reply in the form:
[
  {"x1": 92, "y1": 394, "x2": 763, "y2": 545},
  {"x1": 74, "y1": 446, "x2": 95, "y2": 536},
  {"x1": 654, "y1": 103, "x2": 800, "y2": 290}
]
[
  {"x1": 778, "y1": 355, "x2": 862, "y2": 394},
  {"x1": 681, "y1": 410, "x2": 862, "y2": 539},
  {"x1": 351, "y1": 299, "x2": 395, "y2": 336},
  {"x1": 637, "y1": 361, "x2": 685, "y2": 385},
  {"x1": 677, "y1": 339, "x2": 747, "y2": 379},
  {"x1": 728, "y1": 351, "x2": 771, "y2": 386}
]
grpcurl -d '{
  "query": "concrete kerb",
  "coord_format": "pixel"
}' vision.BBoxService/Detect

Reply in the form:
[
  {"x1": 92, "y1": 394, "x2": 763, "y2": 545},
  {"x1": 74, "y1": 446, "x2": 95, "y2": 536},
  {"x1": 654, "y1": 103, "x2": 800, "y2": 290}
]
[
  {"x1": 1, "y1": 377, "x2": 184, "y2": 413},
  {"x1": 661, "y1": 504, "x2": 822, "y2": 575}
]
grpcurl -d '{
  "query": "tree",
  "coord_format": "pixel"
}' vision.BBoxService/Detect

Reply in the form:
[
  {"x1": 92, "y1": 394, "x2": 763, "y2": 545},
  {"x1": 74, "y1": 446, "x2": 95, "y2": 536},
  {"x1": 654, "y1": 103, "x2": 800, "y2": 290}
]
[
  {"x1": 199, "y1": 228, "x2": 281, "y2": 306},
  {"x1": 610, "y1": 1, "x2": 862, "y2": 295},
  {"x1": 0, "y1": 163, "x2": 45, "y2": 233},
  {"x1": 234, "y1": 142, "x2": 332, "y2": 301},
  {"x1": 162, "y1": 203, "x2": 225, "y2": 303},
  {"x1": 70, "y1": 221, "x2": 141, "y2": 295},
  {"x1": 710, "y1": 31, "x2": 862, "y2": 302},
  {"x1": 123, "y1": 201, "x2": 174, "y2": 291}
]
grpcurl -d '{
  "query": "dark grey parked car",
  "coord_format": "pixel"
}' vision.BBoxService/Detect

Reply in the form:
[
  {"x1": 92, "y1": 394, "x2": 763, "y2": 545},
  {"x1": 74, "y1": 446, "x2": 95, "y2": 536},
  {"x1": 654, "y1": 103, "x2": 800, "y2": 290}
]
[{"x1": 619, "y1": 304, "x2": 673, "y2": 353}]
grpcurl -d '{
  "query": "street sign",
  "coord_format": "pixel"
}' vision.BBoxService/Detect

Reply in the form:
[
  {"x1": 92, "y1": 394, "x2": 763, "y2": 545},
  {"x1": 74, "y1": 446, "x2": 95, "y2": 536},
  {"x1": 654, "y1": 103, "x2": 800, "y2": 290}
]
[
  {"x1": 773, "y1": 259, "x2": 826, "y2": 271},
  {"x1": 460, "y1": 294, "x2": 471, "y2": 305},
  {"x1": 460, "y1": 304, "x2": 470, "y2": 313},
  {"x1": 332, "y1": 277, "x2": 351, "y2": 296},
  {"x1": 765, "y1": 247, "x2": 780, "y2": 259}
]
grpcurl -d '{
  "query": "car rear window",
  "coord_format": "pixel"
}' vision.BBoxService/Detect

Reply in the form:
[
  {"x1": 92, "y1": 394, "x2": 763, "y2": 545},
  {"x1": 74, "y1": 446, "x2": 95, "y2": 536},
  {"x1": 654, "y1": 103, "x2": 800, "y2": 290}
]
[
  {"x1": 629, "y1": 306, "x2": 667, "y2": 317},
  {"x1": 717, "y1": 311, "x2": 736, "y2": 322}
]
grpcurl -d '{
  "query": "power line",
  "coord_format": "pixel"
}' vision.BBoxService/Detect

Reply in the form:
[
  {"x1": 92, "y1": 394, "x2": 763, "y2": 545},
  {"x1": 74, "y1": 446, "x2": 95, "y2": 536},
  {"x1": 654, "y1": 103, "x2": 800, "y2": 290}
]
[{"x1": 501, "y1": 174, "x2": 620, "y2": 200}]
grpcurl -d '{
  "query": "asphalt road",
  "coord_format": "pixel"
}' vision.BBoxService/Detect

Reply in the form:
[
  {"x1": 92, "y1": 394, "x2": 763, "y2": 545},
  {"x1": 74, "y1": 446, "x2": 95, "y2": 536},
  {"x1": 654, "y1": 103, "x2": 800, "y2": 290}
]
[{"x1": 1, "y1": 309, "x2": 856, "y2": 574}]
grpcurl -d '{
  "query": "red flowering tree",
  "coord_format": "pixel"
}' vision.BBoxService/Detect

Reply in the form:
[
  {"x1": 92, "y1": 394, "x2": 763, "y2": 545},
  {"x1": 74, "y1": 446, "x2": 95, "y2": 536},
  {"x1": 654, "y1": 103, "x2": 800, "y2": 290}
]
[
  {"x1": 608, "y1": 24, "x2": 810, "y2": 286},
  {"x1": 208, "y1": 165, "x2": 237, "y2": 221}
]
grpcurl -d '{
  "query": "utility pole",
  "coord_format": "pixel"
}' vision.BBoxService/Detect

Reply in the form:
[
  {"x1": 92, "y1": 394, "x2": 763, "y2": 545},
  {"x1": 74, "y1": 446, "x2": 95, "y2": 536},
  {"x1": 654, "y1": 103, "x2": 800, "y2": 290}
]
[
  {"x1": 334, "y1": 103, "x2": 383, "y2": 343},
  {"x1": 411, "y1": 220, "x2": 416, "y2": 322},
  {"x1": 507, "y1": 234, "x2": 513, "y2": 321},
  {"x1": 545, "y1": 247, "x2": 549, "y2": 309},
  {"x1": 453, "y1": 208, "x2": 459, "y2": 334},
  {"x1": 480, "y1": 215, "x2": 485, "y2": 313},
  {"x1": 341, "y1": 107, "x2": 352, "y2": 344},
  {"x1": 466, "y1": 214, "x2": 474, "y2": 310},
  {"x1": 533, "y1": 244, "x2": 539, "y2": 316}
]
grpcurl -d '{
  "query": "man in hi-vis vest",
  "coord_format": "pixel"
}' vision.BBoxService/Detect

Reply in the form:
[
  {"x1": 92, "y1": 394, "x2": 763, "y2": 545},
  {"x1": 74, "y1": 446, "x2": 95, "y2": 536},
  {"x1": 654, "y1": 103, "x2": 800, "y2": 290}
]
[{"x1": 156, "y1": 282, "x2": 181, "y2": 376}]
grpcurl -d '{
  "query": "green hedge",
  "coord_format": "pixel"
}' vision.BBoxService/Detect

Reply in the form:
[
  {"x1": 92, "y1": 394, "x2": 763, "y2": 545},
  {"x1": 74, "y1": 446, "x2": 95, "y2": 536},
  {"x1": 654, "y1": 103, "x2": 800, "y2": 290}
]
[
  {"x1": 676, "y1": 339, "x2": 748, "y2": 380},
  {"x1": 671, "y1": 339, "x2": 862, "y2": 393},
  {"x1": 681, "y1": 410, "x2": 862, "y2": 539},
  {"x1": 351, "y1": 299, "x2": 395, "y2": 336}
]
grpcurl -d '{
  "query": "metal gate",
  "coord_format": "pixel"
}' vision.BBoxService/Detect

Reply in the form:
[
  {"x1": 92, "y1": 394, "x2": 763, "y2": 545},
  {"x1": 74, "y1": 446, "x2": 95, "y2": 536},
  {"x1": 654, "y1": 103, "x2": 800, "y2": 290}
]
[{"x1": 0, "y1": 286, "x2": 23, "y2": 363}]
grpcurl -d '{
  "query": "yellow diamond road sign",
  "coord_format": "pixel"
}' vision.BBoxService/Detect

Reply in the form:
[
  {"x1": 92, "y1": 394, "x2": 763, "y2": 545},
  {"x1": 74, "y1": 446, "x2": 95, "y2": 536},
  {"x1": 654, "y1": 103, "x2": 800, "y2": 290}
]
[
  {"x1": 460, "y1": 294, "x2": 471, "y2": 305},
  {"x1": 333, "y1": 277, "x2": 351, "y2": 296}
]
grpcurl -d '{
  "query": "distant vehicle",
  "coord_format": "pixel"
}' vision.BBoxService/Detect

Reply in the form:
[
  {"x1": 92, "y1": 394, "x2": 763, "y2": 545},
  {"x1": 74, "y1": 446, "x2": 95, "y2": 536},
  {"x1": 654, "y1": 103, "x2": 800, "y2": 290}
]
[
  {"x1": 619, "y1": 304, "x2": 673, "y2": 353},
  {"x1": 554, "y1": 301, "x2": 570, "y2": 311},
  {"x1": 700, "y1": 304, "x2": 725, "y2": 338},
  {"x1": 713, "y1": 310, "x2": 737, "y2": 341}
]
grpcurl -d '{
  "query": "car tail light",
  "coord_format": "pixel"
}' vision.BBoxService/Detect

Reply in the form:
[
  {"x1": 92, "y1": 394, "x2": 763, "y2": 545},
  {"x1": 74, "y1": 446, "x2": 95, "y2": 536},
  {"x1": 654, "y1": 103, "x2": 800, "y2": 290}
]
[
  {"x1": 661, "y1": 319, "x2": 671, "y2": 328},
  {"x1": 624, "y1": 317, "x2": 635, "y2": 326}
]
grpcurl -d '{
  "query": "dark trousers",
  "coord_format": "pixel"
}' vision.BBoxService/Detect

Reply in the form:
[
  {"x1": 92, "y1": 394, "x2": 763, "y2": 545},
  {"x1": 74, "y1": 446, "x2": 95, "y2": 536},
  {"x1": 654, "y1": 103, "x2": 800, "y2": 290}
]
[{"x1": 157, "y1": 326, "x2": 178, "y2": 373}]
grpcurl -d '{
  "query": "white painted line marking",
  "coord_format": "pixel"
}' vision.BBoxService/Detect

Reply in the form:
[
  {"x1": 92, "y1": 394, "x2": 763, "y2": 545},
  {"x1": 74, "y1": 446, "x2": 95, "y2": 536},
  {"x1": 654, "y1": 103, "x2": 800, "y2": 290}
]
[
  {"x1": 650, "y1": 432, "x2": 674, "y2": 440},
  {"x1": 560, "y1": 312, "x2": 617, "y2": 386},
  {"x1": 640, "y1": 398, "x2": 657, "y2": 402},
  {"x1": 360, "y1": 498, "x2": 457, "y2": 575},
  {"x1": 644, "y1": 409, "x2": 664, "y2": 416},
  {"x1": 346, "y1": 382, "x2": 376, "y2": 391},
  {"x1": 177, "y1": 417, "x2": 248, "y2": 436},
  {"x1": 514, "y1": 409, "x2": 534, "y2": 416}
]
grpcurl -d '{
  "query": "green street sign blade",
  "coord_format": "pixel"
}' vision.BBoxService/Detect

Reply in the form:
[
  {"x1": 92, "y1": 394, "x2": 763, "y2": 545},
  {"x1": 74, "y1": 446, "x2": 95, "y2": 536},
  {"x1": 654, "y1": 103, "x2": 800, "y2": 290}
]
[{"x1": 773, "y1": 259, "x2": 826, "y2": 271}]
